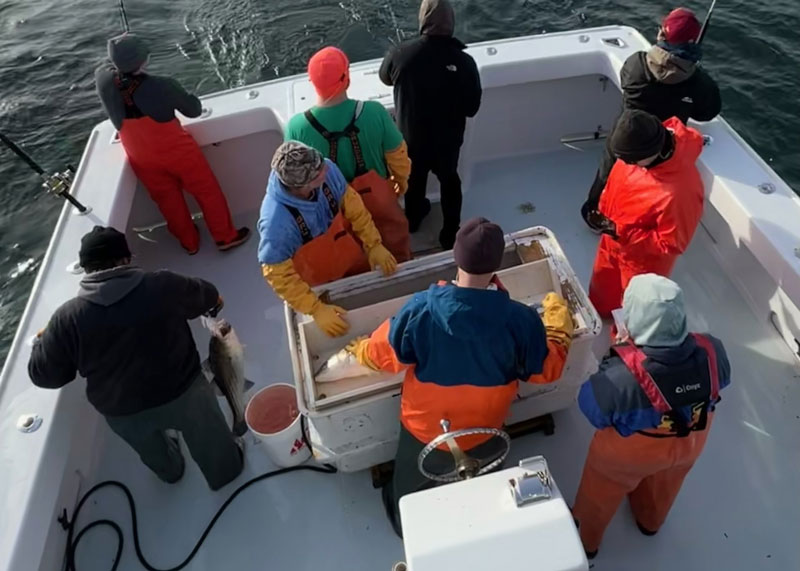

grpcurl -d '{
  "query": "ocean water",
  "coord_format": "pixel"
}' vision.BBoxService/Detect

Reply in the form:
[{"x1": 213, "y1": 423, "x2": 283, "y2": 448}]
[{"x1": 0, "y1": 0, "x2": 798, "y2": 366}]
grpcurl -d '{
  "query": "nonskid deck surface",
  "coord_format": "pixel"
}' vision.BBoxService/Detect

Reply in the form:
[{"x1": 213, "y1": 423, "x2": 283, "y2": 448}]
[{"x1": 75, "y1": 148, "x2": 800, "y2": 570}]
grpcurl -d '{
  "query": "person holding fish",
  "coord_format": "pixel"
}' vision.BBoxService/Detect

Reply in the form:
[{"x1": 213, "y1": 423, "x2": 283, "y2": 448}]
[
  {"x1": 28, "y1": 226, "x2": 244, "y2": 491},
  {"x1": 341, "y1": 217, "x2": 575, "y2": 537},
  {"x1": 258, "y1": 141, "x2": 398, "y2": 337}
]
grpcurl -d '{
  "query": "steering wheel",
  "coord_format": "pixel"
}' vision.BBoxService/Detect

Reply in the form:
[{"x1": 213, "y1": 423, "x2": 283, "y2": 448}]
[{"x1": 417, "y1": 420, "x2": 511, "y2": 483}]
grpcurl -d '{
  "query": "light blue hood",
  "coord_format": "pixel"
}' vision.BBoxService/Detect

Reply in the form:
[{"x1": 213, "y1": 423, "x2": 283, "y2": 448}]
[{"x1": 622, "y1": 273, "x2": 688, "y2": 347}]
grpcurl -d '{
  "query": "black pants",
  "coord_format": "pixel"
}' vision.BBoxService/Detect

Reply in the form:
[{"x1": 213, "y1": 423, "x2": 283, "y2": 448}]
[
  {"x1": 383, "y1": 425, "x2": 506, "y2": 536},
  {"x1": 406, "y1": 143, "x2": 462, "y2": 242},
  {"x1": 581, "y1": 135, "x2": 616, "y2": 220}
]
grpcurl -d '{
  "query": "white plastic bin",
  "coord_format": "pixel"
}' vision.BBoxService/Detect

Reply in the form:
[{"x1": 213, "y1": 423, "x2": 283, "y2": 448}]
[{"x1": 245, "y1": 384, "x2": 311, "y2": 467}]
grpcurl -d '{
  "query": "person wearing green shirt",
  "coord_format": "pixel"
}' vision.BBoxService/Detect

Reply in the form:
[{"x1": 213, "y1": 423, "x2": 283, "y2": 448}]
[{"x1": 285, "y1": 46, "x2": 412, "y2": 262}]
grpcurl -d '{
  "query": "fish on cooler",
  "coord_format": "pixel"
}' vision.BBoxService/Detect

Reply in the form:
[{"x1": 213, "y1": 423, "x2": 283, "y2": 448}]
[
  {"x1": 202, "y1": 316, "x2": 253, "y2": 436},
  {"x1": 315, "y1": 347, "x2": 378, "y2": 383}
]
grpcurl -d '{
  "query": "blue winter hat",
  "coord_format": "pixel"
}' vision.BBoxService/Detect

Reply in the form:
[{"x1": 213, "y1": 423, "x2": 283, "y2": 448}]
[
  {"x1": 622, "y1": 274, "x2": 689, "y2": 347},
  {"x1": 108, "y1": 33, "x2": 149, "y2": 74}
]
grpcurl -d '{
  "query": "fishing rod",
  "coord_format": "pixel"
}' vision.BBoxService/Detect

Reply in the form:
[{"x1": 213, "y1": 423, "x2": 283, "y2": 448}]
[
  {"x1": 118, "y1": 0, "x2": 130, "y2": 33},
  {"x1": 697, "y1": 0, "x2": 718, "y2": 44},
  {"x1": 0, "y1": 131, "x2": 91, "y2": 214}
]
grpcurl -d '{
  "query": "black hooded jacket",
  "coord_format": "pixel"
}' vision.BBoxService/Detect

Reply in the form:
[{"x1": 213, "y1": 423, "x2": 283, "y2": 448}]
[
  {"x1": 620, "y1": 46, "x2": 721, "y2": 124},
  {"x1": 28, "y1": 267, "x2": 218, "y2": 416},
  {"x1": 379, "y1": 0, "x2": 481, "y2": 151}
]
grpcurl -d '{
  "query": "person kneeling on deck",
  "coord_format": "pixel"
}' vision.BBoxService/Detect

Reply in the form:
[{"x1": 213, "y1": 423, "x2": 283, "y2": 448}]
[
  {"x1": 572, "y1": 274, "x2": 730, "y2": 558},
  {"x1": 343, "y1": 217, "x2": 574, "y2": 537},
  {"x1": 95, "y1": 34, "x2": 250, "y2": 255},
  {"x1": 587, "y1": 109, "x2": 704, "y2": 318},
  {"x1": 258, "y1": 142, "x2": 398, "y2": 337},
  {"x1": 285, "y1": 46, "x2": 412, "y2": 262},
  {"x1": 581, "y1": 7, "x2": 721, "y2": 231},
  {"x1": 28, "y1": 227, "x2": 244, "y2": 491}
]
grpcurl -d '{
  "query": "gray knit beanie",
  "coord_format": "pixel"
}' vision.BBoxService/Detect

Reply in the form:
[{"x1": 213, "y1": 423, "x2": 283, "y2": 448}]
[
  {"x1": 108, "y1": 33, "x2": 149, "y2": 74},
  {"x1": 271, "y1": 141, "x2": 325, "y2": 189}
]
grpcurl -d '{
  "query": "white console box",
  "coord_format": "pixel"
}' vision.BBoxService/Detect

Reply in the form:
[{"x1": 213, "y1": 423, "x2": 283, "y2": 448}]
[{"x1": 399, "y1": 457, "x2": 589, "y2": 571}]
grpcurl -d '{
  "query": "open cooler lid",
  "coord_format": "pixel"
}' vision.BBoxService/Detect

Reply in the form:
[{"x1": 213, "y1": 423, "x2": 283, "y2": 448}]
[{"x1": 285, "y1": 226, "x2": 601, "y2": 415}]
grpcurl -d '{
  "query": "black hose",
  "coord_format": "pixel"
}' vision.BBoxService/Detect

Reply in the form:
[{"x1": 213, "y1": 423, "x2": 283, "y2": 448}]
[{"x1": 64, "y1": 463, "x2": 337, "y2": 571}]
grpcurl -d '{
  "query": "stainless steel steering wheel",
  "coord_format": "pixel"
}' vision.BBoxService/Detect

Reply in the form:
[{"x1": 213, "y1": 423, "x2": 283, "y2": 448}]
[{"x1": 417, "y1": 420, "x2": 511, "y2": 483}]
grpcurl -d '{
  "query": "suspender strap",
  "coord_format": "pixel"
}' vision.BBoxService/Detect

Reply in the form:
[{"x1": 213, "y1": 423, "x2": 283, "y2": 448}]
[
  {"x1": 320, "y1": 183, "x2": 339, "y2": 216},
  {"x1": 284, "y1": 205, "x2": 313, "y2": 245},
  {"x1": 690, "y1": 333, "x2": 720, "y2": 401},
  {"x1": 611, "y1": 343, "x2": 672, "y2": 414},
  {"x1": 283, "y1": 183, "x2": 340, "y2": 245},
  {"x1": 113, "y1": 74, "x2": 143, "y2": 110},
  {"x1": 304, "y1": 110, "x2": 340, "y2": 163},
  {"x1": 303, "y1": 101, "x2": 368, "y2": 176}
]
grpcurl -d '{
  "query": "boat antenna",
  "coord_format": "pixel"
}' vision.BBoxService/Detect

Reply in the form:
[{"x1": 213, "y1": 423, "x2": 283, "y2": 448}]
[
  {"x1": 696, "y1": 0, "x2": 718, "y2": 44},
  {"x1": 118, "y1": 0, "x2": 131, "y2": 33},
  {"x1": 0, "y1": 131, "x2": 91, "y2": 214}
]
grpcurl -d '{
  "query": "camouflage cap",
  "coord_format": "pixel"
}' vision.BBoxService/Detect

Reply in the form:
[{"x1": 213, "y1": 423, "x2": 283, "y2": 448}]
[{"x1": 271, "y1": 141, "x2": 325, "y2": 189}]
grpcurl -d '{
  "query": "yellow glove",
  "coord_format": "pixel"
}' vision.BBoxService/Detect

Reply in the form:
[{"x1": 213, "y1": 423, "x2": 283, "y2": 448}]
[
  {"x1": 342, "y1": 186, "x2": 381, "y2": 250},
  {"x1": 311, "y1": 303, "x2": 349, "y2": 337},
  {"x1": 345, "y1": 335, "x2": 379, "y2": 370},
  {"x1": 367, "y1": 244, "x2": 397, "y2": 276},
  {"x1": 385, "y1": 141, "x2": 410, "y2": 196},
  {"x1": 542, "y1": 292, "x2": 574, "y2": 349},
  {"x1": 390, "y1": 177, "x2": 406, "y2": 196},
  {"x1": 262, "y1": 260, "x2": 319, "y2": 314}
]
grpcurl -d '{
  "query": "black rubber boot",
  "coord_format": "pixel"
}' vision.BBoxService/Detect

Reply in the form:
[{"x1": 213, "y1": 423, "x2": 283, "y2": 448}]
[
  {"x1": 217, "y1": 227, "x2": 251, "y2": 251},
  {"x1": 636, "y1": 521, "x2": 658, "y2": 536}
]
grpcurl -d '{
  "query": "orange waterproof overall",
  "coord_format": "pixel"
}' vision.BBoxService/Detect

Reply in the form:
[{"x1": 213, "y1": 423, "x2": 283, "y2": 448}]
[
  {"x1": 284, "y1": 183, "x2": 369, "y2": 286},
  {"x1": 304, "y1": 107, "x2": 412, "y2": 262},
  {"x1": 572, "y1": 335, "x2": 720, "y2": 553},
  {"x1": 115, "y1": 76, "x2": 237, "y2": 251}
]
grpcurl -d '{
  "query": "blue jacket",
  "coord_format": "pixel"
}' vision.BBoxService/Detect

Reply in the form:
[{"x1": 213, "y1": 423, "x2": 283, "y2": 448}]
[
  {"x1": 578, "y1": 334, "x2": 731, "y2": 436},
  {"x1": 257, "y1": 158, "x2": 348, "y2": 265}
]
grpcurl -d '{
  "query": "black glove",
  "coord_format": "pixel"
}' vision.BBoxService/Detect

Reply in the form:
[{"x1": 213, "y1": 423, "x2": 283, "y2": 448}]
[
  {"x1": 587, "y1": 211, "x2": 618, "y2": 239},
  {"x1": 206, "y1": 296, "x2": 224, "y2": 317}
]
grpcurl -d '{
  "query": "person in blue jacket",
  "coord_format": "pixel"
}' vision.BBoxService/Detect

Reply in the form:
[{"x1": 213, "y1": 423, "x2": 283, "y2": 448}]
[{"x1": 571, "y1": 273, "x2": 731, "y2": 558}]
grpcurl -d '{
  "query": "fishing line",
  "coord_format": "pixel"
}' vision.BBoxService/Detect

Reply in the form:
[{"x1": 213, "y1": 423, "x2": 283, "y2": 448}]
[{"x1": 62, "y1": 463, "x2": 338, "y2": 571}]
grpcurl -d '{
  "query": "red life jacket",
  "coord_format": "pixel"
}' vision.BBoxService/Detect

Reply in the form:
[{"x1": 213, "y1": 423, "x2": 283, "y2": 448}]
[{"x1": 611, "y1": 333, "x2": 720, "y2": 437}]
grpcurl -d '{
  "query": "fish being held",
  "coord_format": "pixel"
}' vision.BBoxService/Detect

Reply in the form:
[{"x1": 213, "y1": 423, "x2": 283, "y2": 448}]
[
  {"x1": 202, "y1": 317, "x2": 253, "y2": 436},
  {"x1": 315, "y1": 347, "x2": 379, "y2": 383}
]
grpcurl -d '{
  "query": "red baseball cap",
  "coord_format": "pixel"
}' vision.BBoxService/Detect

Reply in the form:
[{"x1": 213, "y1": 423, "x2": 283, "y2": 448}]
[
  {"x1": 308, "y1": 47, "x2": 350, "y2": 101},
  {"x1": 661, "y1": 8, "x2": 701, "y2": 44}
]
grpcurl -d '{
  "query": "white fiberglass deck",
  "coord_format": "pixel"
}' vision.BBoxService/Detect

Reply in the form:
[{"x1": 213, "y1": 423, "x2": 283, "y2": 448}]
[{"x1": 71, "y1": 146, "x2": 800, "y2": 571}]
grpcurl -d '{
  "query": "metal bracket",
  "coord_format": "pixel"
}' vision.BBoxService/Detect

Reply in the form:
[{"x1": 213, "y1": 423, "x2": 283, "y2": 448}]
[
  {"x1": 602, "y1": 37, "x2": 627, "y2": 48},
  {"x1": 509, "y1": 455, "x2": 552, "y2": 507}
]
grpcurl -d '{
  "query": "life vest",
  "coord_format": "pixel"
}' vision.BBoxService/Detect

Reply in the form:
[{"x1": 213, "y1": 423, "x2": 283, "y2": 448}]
[
  {"x1": 611, "y1": 333, "x2": 720, "y2": 438},
  {"x1": 283, "y1": 182, "x2": 368, "y2": 286},
  {"x1": 304, "y1": 103, "x2": 412, "y2": 262}
]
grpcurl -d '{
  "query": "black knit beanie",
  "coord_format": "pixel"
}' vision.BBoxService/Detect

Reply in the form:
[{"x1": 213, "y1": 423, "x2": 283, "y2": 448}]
[
  {"x1": 609, "y1": 110, "x2": 667, "y2": 163},
  {"x1": 453, "y1": 217, "x2": 505, "y2": 275},
  {"x1": 79, "y1": 226, "x2": 131, "y2": 271}
]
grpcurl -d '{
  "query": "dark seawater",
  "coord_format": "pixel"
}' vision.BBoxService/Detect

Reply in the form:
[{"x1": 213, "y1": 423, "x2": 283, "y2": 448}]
[{"x1": 0, "y1": 0, "x2": 798, "y2": 365}]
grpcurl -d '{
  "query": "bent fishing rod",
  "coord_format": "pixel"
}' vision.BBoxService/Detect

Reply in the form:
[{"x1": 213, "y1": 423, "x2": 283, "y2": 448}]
[
  {"x1": 697, "y1": 0, "x2": 718, "y2": 44},
  {"x1": 0, "y1": 131, "x2": 90, "y2": 214}
]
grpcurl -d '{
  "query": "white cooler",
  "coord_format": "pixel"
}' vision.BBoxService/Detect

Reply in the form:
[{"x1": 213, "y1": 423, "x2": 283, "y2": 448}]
[{"x1": 285, "y1": 226, "x2": 601, "y2": 472}]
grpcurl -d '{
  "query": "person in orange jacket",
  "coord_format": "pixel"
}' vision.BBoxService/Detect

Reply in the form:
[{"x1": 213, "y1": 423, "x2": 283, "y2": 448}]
[
  {"x1": 344, "y1": 217, "x2": 574, "y2": 537},
  {"x1": 285, "y1": 46, "x2": 412, "y2": 263},
  {"x1": 587, "y1": 109, "x2": 704, "y2": 317},
  {"x1": 572, "y1": 274, "x2": 730, "y2": 558},
  {"x1": 95, "y1": 34, "x2": 250, "y2": 254}
]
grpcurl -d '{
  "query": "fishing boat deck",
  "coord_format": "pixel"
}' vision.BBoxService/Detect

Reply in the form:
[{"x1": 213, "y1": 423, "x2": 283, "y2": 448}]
[{"x1": 70, "y1": 145, "x2": 800, "y2": 570}]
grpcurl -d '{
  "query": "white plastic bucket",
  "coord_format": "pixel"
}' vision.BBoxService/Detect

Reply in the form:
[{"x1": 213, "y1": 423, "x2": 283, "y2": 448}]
[{"x1": 245, "y1": 383, "x2": 311, "y2": 467}]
